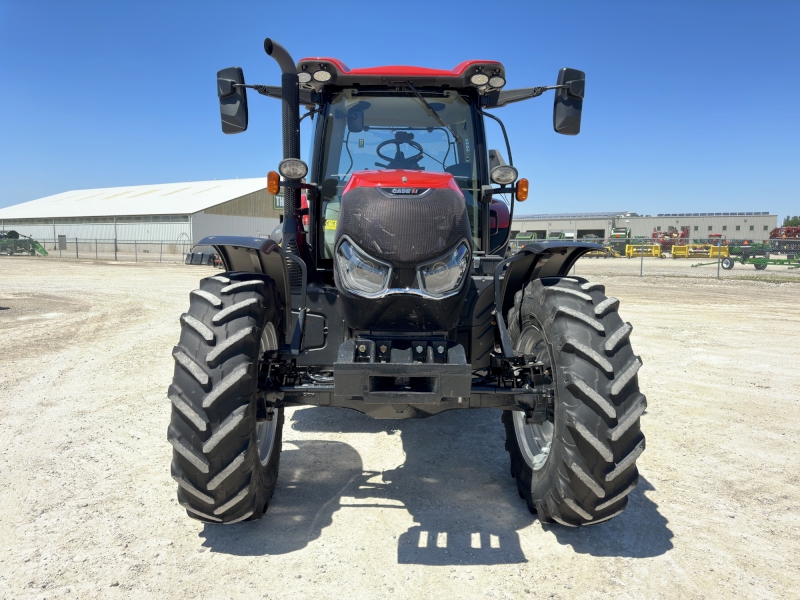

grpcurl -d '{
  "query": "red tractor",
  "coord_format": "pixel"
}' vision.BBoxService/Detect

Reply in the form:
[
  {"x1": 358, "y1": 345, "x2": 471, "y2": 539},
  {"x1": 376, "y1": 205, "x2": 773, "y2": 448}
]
[
  {"x1": 651, "y1": 226, "x2": 689, "y2": 255},
  {"x1": 167, "y1": 38, "x2": 645, "y2": 528},
  {"x1": 769, "y1": 226, "x2": 800, "y2": 253}
]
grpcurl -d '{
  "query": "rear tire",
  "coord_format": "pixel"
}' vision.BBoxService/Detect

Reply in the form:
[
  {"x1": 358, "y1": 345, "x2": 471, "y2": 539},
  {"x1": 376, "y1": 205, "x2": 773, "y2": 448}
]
[
  {"x1": 168, "y1": 272, "x2": 284, "y2": 523},
  {"x1": 503, "y1": 276, "x2": 646, "y2": 526}
]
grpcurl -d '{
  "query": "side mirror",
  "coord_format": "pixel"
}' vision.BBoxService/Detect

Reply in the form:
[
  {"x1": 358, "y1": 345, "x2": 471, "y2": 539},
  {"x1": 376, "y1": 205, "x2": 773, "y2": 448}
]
[
  {"x1": 217, "y1": 67, "x2": 248, "y2": 134},
  {"x1": 553, "y1": 68, "x2": 585, "y2": 135}
]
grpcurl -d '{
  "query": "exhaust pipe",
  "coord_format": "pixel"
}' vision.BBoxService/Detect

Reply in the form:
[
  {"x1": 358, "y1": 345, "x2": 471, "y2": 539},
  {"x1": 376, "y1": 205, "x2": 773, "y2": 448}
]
[{"x1": 264, "y1": 38, "x2": 303, "y2": 285}]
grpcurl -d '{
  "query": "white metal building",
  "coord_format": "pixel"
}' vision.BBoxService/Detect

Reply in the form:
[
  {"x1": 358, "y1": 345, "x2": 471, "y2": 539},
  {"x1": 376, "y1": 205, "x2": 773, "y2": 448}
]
[
  {"x1": 512, "y1": 211, "x2": 779, "y2": 241},
  {"x1": 0, "y1": 178, "x2": 283, "y2": 246}
]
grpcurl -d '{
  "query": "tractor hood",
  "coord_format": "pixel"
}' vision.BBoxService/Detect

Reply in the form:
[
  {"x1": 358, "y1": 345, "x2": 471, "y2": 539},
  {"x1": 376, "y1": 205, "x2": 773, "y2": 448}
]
[
  {"x1": 333, "y1": 169, "x2": 472, "y2": 332},
  {"x1": 341, "y1": 169, "x2": 464, "y2": 197}
]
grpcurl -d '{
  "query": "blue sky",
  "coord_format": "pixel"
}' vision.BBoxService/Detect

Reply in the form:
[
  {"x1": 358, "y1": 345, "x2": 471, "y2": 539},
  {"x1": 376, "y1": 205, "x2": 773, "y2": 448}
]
[{"x1": 1, "y1": 1, "x2": 798, "y2": 219}]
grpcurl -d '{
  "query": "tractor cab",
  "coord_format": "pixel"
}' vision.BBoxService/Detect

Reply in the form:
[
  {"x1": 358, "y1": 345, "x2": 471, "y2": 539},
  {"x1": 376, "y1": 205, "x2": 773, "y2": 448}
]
[{"x1": 297, "y1": 58, "x2": 521, "y2": 281}]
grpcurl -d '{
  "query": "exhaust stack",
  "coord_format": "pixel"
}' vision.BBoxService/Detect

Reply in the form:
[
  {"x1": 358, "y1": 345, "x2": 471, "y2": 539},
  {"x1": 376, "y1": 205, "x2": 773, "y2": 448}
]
[{"x1": 264, "y1": 38, "x2": 303, "y2": 285}]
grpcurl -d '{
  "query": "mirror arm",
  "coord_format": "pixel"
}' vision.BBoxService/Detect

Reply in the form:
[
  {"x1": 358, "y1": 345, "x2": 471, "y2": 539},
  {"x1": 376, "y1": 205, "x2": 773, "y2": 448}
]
[
  {"x1": 234, "y1": 83, "x2": 319, "y2": 108},
  {"x1": 486, "y1": 85, "x2": 571, "y2": 109},
  {"x1": 234, "y1": 83, "x2": 280, "y2": 98}
]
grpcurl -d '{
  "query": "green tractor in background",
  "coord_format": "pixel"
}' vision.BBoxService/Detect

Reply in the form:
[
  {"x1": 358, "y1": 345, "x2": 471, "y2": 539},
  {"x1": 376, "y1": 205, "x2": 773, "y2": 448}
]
[{"x1": 0, "y1": 231, "x2": 48, "y2": 257}]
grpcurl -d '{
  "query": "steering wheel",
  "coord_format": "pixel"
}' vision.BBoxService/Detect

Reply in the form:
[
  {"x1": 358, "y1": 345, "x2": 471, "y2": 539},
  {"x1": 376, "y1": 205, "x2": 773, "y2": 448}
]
[{"x1": 375, "y1": 137, "x2": 424, "y2": 170}]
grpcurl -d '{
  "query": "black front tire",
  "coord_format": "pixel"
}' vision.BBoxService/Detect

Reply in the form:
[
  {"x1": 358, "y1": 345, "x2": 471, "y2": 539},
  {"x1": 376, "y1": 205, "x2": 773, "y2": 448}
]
[
  {"x1": 503, "y1": 276, "x2": 646, "y2": 526},
  {"x1": 168, "y1": 272, "x2": 284, "y2": 523},
  {"x1": 721, "y1": 257, "x2": 735, "y2": 270}
]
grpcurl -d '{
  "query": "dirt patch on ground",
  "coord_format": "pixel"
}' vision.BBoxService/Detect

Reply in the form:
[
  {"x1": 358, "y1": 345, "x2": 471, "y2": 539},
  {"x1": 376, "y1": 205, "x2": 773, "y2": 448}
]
[{"x1": 0, "y1": 257, "x2": 798, "y2": 598}]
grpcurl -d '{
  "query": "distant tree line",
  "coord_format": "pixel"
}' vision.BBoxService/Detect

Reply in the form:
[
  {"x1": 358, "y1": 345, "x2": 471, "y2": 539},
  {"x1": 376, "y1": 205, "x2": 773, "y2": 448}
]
[{"x1": 783, "y1": 215, "x2": 800, "y2": 226}]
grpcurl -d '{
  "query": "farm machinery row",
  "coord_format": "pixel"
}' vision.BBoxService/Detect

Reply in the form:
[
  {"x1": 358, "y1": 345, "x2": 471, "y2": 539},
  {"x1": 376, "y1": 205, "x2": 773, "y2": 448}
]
[{"x1": 579, "y1": 225, "x2": 798, "y2": 264}]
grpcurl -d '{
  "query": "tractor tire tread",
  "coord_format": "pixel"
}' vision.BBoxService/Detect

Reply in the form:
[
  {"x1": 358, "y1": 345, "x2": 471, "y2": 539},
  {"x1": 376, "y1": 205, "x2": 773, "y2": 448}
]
[
  {"x1": 503, "y1": 276, "x2": 646, "y2": 526},
  {"x1": 168, "y1": 272, "x2": 284, "y2": 524}
]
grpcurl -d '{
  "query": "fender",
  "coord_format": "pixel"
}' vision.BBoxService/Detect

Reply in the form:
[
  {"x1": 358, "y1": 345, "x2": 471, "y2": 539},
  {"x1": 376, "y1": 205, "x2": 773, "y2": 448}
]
[
  {"x1": 494, "y1": 241, "x2": 602, "y2": 356},
  {"x1": 197, "y1": 236, "x2": 292, "y2": 342}
]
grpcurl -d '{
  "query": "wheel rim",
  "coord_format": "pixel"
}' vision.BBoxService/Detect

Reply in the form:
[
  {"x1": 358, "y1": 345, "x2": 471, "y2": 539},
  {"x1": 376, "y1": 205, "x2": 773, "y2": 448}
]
[
  {"x1": 256, "y1": 322, "x2": 278, "y2": 466},
  {"x1": 512, "y1": 324, "x2": 555, "y2": 472}
]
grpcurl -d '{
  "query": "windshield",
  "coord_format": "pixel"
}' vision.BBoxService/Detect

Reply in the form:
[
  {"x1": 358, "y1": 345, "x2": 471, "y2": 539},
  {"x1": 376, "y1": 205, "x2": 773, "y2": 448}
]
[{"x1": 318, "y1": 90, "x2": 481, "y2": 257}]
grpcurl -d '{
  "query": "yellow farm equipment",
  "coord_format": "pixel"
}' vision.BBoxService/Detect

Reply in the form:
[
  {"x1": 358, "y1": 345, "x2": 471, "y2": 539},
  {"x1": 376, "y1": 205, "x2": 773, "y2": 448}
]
[
  {"x1": 625, "y1": 244, "x2": 663, "y2": 258},
  {"x1": 671, "y1": 244, "x2": 729, "y2": 259},
  {"x1": 583, "y1": 245, "x2": 621, "y2": 258}
]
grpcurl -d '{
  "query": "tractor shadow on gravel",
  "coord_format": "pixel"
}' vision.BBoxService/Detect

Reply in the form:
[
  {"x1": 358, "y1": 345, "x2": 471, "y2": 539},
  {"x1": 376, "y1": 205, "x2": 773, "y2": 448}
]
[
  {"x1": 545, "y1": 476, "x2": 673, "y2": 558},
  {"x1": 199, "y1": 407, "x2": 672, "y2": 561}
]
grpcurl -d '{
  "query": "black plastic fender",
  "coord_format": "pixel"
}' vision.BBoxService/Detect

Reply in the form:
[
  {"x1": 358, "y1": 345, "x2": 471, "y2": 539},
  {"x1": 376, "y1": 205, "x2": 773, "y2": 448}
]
[
  {"x1": 197, "y1": 235, "x2": 292, "y2": 342},
  {"x1": 494, "y1": 241, "x2": 602, "y2": 356}
]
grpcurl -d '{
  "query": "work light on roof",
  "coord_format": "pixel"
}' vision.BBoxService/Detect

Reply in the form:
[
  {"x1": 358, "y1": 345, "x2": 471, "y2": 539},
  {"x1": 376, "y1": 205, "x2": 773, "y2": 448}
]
[
  {"x1": 313, "y1": 70, "x2": 332, "y2": 82},
  {"x1": 488, "y1": 76, "x2": 506, "y2": 88},
  {"x1": 298, "y1": 72, "x2": 312, "y2": 84},
  {"x1": 470, "y1": 73, "x2": 489, "y2": 86}
]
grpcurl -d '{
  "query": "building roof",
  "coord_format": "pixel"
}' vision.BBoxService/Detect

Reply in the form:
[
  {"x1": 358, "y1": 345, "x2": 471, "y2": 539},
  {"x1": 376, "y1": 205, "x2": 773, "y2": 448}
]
[
  {"x1": 515, "y1": 211, "x2": 636, "y2": 220},
  {"x1": 656, "y1": 212, "x2": 771, "y2": 216},
  {"x1": 0, "y1": 178, "x2": 266, "y2": 219}
]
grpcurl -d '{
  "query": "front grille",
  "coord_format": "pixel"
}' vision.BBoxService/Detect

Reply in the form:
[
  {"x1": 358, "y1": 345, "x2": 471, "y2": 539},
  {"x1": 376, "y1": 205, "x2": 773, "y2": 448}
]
[{"x1": 336, "y1": 185, "x2": 472, "y2": 268}]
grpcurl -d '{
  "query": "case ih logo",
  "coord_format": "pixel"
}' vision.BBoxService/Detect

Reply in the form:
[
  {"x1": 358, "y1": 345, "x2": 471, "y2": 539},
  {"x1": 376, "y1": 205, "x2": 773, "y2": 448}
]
[{"x1": 380, "y1": 187, "x2": 430, "y2": 197}]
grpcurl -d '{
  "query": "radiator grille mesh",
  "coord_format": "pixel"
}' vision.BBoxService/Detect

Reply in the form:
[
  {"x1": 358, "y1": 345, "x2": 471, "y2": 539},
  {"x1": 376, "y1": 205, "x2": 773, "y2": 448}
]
[{"x1": 335, "y1": 186, "x2": 472, "y2": 268}]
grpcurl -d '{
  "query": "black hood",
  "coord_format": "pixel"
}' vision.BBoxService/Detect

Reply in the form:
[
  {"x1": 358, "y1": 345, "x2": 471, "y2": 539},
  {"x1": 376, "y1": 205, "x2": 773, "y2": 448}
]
[{"x1": 333, "y1": 184, "x2": 472, "y2": 332}]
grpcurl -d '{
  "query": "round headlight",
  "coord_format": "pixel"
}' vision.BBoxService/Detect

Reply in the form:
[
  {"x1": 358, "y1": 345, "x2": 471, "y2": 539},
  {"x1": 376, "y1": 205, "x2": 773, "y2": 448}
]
[
  {"x1": 470, "y1": 73, "x2": 489, "y2": 86},
  {"x1": 313, "y1": 70, "x2": 332, "y2": 82},
  {"x1": 278, "y1": 158, "x2": 308, "y2": 180},
  {"x1": 490, "y1": 165, "x2": 518, "y2": 186},
  {"x1": 298, "y1": 72, "x2": 312, "y2": 84},
  {"x1": 488, "y1": 76, "x2": 506, "y2": 88}
]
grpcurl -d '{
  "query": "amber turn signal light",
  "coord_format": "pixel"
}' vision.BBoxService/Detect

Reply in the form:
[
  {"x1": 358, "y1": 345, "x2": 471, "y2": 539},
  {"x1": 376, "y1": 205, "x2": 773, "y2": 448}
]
[
  {"x1": 516, "y1": 178, "x2": 529, "y2": 201},
  {"x1": 267, "y1": 171, "x2": 280, "y2": 195}
]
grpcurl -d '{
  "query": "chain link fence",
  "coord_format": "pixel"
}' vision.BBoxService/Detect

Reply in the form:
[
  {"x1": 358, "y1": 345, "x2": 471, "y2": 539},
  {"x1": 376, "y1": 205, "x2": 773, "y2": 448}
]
[
  {"x1": 569, "y1": 237, "x2": 800, "y2": 280},
  {"x1": 5, "y1": 235, "x2": 800, "y2": 280},
  {"x1": 4, "y1": 238, "x2": 194, "y2": 263}
]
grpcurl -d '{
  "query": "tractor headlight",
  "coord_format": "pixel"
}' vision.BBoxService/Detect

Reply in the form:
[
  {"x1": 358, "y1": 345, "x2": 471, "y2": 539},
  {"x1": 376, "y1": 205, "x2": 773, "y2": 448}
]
[
  {"x1": 490, "y1": 165, "x2": 518, "y2": 185},
  {"x1": 488, "y1": 75, "x2": 506, "y2": 88},
  {"x1": 278, "y1": 158, "x2": 308, "y2": 180},
  {"x1": 418, "y1": 242, "x2": 470, "y2": 298},
  {"x1": 313, "y1": 70, "x2": 332, "y2": 82},
  {"x1": 298, "y1": 72, "x2": 312, "y2": 84},
  {"x1": 336, "y1": 238, "x2": 392, "y2": 297}
]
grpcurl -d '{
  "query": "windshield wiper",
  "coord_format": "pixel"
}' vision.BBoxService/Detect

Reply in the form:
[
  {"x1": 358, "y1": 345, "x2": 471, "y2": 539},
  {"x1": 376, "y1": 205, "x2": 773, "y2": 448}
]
[{"x1": 405, "y1": 81, "x2": 461, "y2": 143}]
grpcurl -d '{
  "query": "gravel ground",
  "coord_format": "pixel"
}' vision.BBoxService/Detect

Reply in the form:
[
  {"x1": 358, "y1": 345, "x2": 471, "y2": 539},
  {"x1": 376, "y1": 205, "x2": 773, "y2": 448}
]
[{"x1": 0, "y1": 257, "x2": 798, "y2": 599}]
